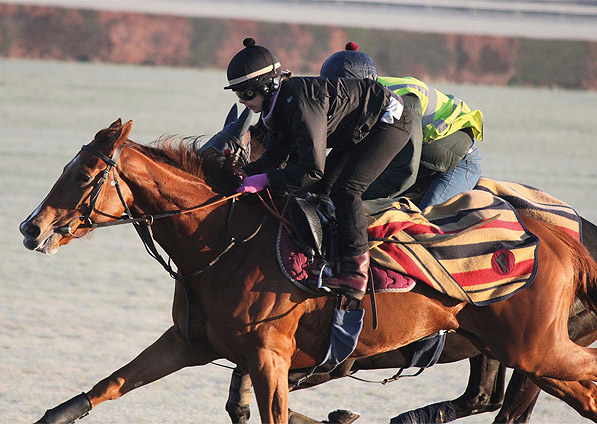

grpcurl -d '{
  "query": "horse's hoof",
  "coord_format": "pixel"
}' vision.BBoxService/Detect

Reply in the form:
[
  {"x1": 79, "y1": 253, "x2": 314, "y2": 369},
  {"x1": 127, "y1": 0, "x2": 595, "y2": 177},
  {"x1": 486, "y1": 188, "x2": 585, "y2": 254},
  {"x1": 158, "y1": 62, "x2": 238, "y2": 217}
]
[
  {"x1": 326, "y1": 409, "x2": 360, "y2": 424},
  {"x1": 225, "y1": 404, "x2": 250, "y2": 424},
  {"x1": 35, "y1": 393, "x2": 91, "y2": 424},
  {"x1": 289, "y1": 409, "x2": 320, "y2": 423}
]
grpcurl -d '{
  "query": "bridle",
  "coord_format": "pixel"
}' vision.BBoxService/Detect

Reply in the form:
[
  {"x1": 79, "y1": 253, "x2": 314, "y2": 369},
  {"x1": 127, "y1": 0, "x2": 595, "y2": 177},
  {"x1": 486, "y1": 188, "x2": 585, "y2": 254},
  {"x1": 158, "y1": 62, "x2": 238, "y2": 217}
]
[
  {"x1": 202, "y1": 128, "x2": 252, "y2": 166},
  {"x1": 57, "y1": 143, "x2": 263, "y2": 281},
  {"x1": 58, "y1": 144, "x2": 245, "y2": 235}
]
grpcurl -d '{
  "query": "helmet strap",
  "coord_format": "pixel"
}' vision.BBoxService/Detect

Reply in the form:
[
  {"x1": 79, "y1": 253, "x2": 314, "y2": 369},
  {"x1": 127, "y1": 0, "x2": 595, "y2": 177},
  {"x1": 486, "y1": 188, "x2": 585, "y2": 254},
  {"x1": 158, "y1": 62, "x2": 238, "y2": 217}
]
[{"x1": 260, "y1": 75, "x2": 280, "y2": 99}]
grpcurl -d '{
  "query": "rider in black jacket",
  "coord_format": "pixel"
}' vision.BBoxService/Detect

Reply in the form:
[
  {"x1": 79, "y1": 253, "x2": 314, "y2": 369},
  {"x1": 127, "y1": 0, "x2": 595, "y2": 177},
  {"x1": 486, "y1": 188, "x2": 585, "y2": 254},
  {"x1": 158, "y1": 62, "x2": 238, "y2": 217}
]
[
  {"x1": 320, "y1": 43, "x2": 483, "y2": 208},
  {"x1": 227, "y1": 38, "x2": 413, "y2": 301}
]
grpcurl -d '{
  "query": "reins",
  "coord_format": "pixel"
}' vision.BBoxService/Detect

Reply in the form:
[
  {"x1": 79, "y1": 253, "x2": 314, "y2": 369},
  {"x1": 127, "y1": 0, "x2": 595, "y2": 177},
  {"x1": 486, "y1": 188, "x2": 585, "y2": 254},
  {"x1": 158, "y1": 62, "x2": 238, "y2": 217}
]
[
  {"x1": 255, "y1": 189, "x2": 294, "y2": 234},
  {"x1": 59, "y1": 144, "x2": 244, "y2": 233},
  {"x1": 89, "y1": 193, "x2": 243, "y2": 230}
]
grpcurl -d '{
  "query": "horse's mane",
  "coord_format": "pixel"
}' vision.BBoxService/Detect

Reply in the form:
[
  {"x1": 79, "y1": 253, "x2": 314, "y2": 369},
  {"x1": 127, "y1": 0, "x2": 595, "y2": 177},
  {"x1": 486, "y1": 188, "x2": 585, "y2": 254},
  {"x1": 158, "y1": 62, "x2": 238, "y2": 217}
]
[{"x1": 126, "y1": 136, "x2": 239, "y2": 194}]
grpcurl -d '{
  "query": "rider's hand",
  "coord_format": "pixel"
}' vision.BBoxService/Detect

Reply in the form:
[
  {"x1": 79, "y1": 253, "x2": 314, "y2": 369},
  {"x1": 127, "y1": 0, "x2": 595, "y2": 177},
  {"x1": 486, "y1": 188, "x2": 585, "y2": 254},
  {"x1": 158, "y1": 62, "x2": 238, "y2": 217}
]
[
  {"x1": 235, "y1": 168, "x2": 249, "y2": 180},
  {"x1": 236, "y1": 173, "x2": 268, "y2": 194}
]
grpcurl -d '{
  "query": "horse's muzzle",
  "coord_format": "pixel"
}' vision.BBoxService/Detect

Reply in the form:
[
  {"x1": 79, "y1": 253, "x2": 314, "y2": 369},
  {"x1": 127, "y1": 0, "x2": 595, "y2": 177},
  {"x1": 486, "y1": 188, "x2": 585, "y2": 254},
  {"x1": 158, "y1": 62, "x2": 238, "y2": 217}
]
[{"x1": 20, "y1": 220, "x2": 62, "y2": 254}]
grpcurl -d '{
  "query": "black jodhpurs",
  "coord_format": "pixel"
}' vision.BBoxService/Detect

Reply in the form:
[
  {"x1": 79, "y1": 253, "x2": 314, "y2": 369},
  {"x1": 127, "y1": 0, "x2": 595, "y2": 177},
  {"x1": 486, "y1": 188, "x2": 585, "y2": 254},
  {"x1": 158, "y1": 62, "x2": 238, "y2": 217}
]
[
  {"x1": 329, "y1": 107, "x2": 413, "y2": 256},
  {"x1": 362, "y1": 94, "x2": 423, "y2": 200}
]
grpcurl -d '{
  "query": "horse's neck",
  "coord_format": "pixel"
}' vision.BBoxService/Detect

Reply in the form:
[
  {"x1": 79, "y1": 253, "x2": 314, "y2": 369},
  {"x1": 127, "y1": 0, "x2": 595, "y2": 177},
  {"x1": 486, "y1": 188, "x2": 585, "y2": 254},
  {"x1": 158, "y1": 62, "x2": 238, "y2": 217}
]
[{"x1": 119, "y1": 147, "x2": 228, "y2": 272}]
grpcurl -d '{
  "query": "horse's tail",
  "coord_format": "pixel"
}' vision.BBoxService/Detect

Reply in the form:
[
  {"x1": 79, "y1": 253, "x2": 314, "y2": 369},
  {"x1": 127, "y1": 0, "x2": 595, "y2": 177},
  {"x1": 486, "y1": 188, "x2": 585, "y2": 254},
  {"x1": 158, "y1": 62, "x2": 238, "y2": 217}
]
[
  {"x1": 560, "y1": 227, "x2": 597, "y2": 313},
  {"x1": 575, "y1": 251, "x2": 597, "y2": 313},
  {"x1": 537, "y1": 218, "x2": 597, "y2": 312}
]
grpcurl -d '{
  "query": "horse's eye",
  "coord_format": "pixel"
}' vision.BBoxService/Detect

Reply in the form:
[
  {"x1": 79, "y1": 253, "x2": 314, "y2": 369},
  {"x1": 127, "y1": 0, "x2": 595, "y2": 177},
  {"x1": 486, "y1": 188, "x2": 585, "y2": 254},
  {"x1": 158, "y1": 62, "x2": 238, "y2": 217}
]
[{"x1": 77, "y1": 173, "x2": 91, "y2": 184}]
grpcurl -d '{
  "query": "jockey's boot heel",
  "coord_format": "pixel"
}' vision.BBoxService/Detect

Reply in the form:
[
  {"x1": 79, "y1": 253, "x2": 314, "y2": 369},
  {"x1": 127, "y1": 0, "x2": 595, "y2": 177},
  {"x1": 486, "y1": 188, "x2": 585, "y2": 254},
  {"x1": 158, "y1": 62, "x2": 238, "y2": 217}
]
[{"x1": 321, "y1": 252, "x2": 369, "y2": 301}]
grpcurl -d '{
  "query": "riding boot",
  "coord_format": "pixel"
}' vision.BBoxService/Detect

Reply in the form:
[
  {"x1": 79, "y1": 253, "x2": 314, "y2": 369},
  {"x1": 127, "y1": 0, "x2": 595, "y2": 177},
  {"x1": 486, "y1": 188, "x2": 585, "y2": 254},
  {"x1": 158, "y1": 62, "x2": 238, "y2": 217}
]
[{"x1": 320, "y1": 252, "x2": 369, "y2": 301}]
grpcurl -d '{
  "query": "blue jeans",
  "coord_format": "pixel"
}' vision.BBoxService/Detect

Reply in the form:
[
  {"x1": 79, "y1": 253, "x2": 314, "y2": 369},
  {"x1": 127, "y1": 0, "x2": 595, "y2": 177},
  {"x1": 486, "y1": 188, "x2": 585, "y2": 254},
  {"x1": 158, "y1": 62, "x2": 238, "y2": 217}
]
[{"x1": 418, "y1": 146, "x2": 482, "y2": 209}]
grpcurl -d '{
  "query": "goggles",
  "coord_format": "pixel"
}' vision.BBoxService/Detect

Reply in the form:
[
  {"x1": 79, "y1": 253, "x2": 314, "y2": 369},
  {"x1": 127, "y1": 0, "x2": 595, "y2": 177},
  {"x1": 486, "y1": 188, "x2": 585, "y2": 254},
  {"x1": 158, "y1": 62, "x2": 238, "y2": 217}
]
[{"x1": 234, "y1": 86, "x2": 260, "y2": 101}]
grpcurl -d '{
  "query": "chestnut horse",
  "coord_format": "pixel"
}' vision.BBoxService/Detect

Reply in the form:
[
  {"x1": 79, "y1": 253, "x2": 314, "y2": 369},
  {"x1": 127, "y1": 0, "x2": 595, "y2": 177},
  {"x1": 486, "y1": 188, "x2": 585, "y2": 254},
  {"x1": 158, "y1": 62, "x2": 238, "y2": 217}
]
[{"x1": 20, "y1": 119, "x2": 597, "y2": 423}]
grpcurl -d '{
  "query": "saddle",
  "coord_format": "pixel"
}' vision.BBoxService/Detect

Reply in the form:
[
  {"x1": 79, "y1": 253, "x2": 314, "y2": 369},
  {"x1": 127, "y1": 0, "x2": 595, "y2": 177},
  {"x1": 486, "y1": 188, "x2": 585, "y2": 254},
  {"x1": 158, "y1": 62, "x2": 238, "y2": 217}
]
[
  {"x1": 282, "y1": 194, "x2": 416, "y2": 294},
  {"x1": 286, "y1": 193, "x2": 338, "y2": 265}
]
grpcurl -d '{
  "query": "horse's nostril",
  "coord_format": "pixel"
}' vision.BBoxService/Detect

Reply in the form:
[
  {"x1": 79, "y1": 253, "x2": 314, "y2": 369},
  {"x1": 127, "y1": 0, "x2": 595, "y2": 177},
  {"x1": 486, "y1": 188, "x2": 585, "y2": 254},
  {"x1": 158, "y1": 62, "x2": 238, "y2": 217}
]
[{"x1": 21, "y1": 223, "x2": 41, "y2": 239}]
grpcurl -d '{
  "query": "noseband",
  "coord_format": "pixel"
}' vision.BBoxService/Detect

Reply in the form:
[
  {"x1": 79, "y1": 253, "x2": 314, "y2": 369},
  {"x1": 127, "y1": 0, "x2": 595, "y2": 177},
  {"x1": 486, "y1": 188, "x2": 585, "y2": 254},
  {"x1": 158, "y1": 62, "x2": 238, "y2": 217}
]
[{"x1": 57, "y1": 144, "x2": 125, "y2": 237}]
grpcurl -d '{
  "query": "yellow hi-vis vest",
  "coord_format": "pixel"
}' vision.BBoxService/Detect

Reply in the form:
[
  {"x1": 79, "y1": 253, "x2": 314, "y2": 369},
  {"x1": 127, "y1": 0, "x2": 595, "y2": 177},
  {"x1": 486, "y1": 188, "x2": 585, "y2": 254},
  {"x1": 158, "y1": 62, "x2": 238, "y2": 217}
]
[{"x1": 377, "y1": 76, "x2": 484, "y2": 142}]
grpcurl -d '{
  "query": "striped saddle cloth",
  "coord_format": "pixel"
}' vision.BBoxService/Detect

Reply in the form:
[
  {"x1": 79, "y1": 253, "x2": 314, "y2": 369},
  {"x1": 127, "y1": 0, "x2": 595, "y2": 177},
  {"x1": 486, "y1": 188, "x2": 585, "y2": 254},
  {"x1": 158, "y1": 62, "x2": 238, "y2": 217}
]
[{"x1": 365, "y1": 178, "x2": 580, "y2": 305}]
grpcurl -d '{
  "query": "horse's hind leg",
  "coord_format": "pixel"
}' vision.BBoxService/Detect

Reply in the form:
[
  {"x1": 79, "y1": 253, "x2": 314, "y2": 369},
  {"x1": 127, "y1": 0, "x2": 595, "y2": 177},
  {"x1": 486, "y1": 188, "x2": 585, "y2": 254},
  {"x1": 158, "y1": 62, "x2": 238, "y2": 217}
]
[
  {"x1": 35, "y1": 325, "x2": 217, "y2": 423},
  {"x1": 476, "y1": 218, "x2": 597, "y2": 382},
  {"x1": 493, "y1": 371, "x2": 540, "y2": 424},
  {"x1": 493, "y1": 306, "x2": 597, "y2": 424},
  {"x1": 527, "y1": 378, "x2": 597, "y2": 422}
]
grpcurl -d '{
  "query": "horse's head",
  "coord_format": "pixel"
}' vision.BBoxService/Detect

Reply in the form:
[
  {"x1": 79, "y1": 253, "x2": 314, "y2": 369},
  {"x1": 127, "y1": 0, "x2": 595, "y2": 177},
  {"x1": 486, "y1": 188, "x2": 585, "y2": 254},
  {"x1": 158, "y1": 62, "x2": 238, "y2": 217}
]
[
  {"x1": 199, "y1": 104, "x2": 253, "y2": 166},
  {"x1": 20, "y1": 118, "x2": 133, "y2": 255}
]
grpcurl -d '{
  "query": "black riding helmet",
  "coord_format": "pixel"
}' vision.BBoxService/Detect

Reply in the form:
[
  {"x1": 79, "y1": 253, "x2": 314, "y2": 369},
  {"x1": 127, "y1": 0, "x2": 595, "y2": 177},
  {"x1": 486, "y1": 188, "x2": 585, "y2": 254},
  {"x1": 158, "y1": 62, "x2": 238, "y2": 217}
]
[
  {"x1": 320, "y1": 42, "x2": 377, "y2": 80},
  {"x1": 224, "y1": 38, "x2": 281, "y2": 98}
]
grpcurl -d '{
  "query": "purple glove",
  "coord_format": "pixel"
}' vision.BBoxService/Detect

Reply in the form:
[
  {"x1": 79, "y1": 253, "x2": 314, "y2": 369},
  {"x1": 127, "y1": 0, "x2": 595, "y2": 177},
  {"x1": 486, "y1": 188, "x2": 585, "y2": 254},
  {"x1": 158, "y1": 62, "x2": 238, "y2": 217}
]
[{"x1": 236, "y1": 173, "x2": 269, "y2": 193}]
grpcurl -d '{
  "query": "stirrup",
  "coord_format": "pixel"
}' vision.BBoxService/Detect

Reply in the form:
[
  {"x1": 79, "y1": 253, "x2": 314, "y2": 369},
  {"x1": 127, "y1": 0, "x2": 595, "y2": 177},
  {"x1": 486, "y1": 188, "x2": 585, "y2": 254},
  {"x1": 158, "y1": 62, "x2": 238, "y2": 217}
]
[
  {"x1": 316, "y1": 261, "x2": 334, "y2": 293},
  {"x1": 329, "y1": 286, "x2": 365, "y2": 302}
]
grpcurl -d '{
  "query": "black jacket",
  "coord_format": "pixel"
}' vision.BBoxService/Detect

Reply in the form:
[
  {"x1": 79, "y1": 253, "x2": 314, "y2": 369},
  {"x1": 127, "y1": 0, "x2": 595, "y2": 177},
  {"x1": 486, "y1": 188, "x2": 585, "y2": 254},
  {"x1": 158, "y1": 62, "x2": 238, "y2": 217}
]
[{"x1": 242, "y1": 77, "x2": 393, "y2": 195}]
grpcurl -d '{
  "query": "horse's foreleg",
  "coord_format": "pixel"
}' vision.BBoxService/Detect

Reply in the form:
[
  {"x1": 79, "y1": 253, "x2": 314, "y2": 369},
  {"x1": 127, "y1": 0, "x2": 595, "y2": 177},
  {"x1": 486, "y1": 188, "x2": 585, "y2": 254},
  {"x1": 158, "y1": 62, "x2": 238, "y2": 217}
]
[
  {"x1": 86, "y1": 325, "x2": 212, "y2": 407},
  {"x1": 225, "y1": 359, "x2": 357, "y2": 424},
  {"x1": 226, "y1": 366, "x2": 253, "y2": 424},
  {"x1": 249, "y1": 350, "x2": 291, "y2": 423},
  {"x1": 390, "y1": 355, "x2": 505, "y2": 424},
  {"x1": 36, "y1": 325, "x2": 217, "y2": 423}
]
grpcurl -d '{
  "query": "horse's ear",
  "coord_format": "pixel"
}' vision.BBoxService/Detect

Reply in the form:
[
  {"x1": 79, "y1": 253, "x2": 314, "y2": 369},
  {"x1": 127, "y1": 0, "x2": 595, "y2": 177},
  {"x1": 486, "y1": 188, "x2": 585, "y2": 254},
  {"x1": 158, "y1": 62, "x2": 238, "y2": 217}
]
[
  {"x1": 223, "y1": 104, "x2": 238, "y2": 128},
  {"x1": 109, "y1": 118, "x2": 123, "y2": 129},
  {"x1": 238, "y1": 106, "x2": 252, "y2": 133},
  {"x1": 113, "y1": 120, "x2": 133, "y2": 148}
]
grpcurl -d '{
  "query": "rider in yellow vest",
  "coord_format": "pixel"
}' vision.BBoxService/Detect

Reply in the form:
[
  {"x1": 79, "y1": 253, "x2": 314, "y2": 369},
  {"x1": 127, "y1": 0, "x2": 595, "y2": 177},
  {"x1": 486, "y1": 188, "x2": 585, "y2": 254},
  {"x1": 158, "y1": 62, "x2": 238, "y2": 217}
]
[
  {"x1": 321, "y1": 42, "x2": 483, "y2": 209},
  {"x1": 378, "y1": 76, "x2": 483, "y2": 144}
]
